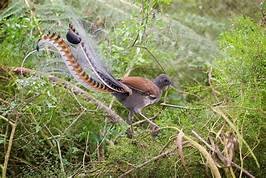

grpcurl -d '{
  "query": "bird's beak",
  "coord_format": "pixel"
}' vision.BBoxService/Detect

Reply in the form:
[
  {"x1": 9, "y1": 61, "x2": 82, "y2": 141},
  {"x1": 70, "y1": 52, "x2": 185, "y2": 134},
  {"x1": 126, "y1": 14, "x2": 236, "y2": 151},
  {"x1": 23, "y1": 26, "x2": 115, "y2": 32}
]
[{"x1": 170, "y1": 82, "x2": 178, "y2": 90}]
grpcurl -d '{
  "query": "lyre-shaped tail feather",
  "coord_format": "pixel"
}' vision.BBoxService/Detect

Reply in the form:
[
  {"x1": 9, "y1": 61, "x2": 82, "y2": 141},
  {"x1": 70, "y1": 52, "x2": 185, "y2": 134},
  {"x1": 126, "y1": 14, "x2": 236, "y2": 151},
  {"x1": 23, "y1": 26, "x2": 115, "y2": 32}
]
[
  {"x1": 67, "y1": 23, "x2": 132, "y2": 95},
  {"x1": 37, "y1": 32, "x2": 113, "y2": 93},
  {"x1": 0, "y1": 0, "x2": 9, "y2": 10}
]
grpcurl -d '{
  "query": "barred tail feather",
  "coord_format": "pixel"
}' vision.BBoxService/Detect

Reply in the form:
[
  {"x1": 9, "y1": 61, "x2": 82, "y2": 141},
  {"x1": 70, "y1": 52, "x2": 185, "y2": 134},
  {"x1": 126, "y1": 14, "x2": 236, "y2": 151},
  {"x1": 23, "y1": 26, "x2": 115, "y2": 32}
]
[
  {"x1": 67, "y1": 23, "x2": 132, "y2": 95},
  {"x1": 0, "y1": 0, "x2": 9, "y2": 10},
  {"x1": 37, "y1": 33, "x2": 113, "y2": 93}
]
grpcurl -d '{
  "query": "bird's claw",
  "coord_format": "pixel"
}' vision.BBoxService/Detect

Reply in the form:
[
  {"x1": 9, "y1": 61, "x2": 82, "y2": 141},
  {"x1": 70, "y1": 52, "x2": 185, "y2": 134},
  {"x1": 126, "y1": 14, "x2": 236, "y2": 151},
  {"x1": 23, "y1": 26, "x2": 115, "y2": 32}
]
[{"x1": 150, "y1": 124, "x2": 160, "y2": 137}]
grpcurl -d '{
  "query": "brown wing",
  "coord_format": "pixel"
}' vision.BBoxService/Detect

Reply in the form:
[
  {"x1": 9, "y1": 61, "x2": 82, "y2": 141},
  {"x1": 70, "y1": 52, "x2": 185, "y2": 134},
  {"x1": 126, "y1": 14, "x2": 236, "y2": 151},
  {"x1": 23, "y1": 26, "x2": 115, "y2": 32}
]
[{"x1": 121, "y1": 76, "x2": 160, "y2": 97}]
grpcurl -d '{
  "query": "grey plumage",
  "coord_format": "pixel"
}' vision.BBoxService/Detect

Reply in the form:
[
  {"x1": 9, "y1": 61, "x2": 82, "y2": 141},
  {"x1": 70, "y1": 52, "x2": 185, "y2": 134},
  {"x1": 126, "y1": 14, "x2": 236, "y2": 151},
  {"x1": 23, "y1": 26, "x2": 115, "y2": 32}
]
[{"x1": 37, "y1": 20, "x2": 172, "y2": 137}]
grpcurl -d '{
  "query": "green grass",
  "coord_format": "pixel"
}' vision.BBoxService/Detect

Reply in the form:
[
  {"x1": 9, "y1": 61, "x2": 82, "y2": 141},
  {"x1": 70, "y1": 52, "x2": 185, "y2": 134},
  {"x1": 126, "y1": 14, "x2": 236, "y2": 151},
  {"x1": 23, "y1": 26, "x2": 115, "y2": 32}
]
[{"x1": 0, "y1": 0, "x2": 265, "y2": 177}]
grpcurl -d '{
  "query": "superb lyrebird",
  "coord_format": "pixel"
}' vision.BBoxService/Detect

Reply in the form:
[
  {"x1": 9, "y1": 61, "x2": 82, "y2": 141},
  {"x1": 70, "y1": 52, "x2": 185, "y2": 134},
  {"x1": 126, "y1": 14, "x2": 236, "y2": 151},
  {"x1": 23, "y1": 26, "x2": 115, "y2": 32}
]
[{"x1": 36, "y1": 21, "x2": 171, "y2": 136}]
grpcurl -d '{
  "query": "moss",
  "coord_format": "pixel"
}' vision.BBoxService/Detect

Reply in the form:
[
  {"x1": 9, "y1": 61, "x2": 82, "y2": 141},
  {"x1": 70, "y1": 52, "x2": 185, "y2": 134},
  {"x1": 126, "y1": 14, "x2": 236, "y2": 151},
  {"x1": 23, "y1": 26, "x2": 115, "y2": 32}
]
[{"x1": 213, "y1": 17, "x2": 266, "y2": 176}]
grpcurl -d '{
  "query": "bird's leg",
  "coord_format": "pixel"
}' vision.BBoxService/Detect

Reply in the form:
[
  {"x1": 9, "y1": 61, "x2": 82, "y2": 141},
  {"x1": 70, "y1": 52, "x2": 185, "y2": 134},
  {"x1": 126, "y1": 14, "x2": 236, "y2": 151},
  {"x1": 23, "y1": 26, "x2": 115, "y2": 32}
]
[
  {"x1": 126, "y1": 111, "x2": 134, "y2": 138},
  {"x1": 139, "y1": 112, "x2": 160, "y2": 136},
  {"x1": 139, "y1": 112, "x2": 158, "y2": 126},
  {"x1": 149, "y1": 111, "x2": 162, "y2": 121}
]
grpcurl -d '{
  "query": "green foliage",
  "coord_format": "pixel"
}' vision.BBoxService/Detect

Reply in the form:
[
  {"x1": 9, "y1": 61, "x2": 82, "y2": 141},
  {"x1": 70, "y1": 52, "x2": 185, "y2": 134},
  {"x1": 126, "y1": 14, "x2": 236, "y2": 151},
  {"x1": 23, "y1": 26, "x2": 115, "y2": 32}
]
[
  {"x1": 218, "y1": 17, "x2": 266, "y2": 84},
  {"x1": 215, "y1": 17, "x2": 265, "y2": 113},
  {"x1": 0, "y1": 0, "x2": 264, "y2": 177},
  {"x1": 0, "y1": 15, "x2": 39, "y2": 66},
  {"x1": 196, "y1": 0, "x2": 260, "y2": 18},
  {"x1": 214, "y1": 17, "x2": 266, "y2": 176}
]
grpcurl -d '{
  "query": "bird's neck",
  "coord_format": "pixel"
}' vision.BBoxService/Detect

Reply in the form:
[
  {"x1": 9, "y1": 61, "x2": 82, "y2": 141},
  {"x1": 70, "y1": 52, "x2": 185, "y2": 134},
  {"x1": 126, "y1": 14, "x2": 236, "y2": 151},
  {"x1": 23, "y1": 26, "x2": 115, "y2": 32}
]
[{"x1": 153, "y1": 81, "x2": 166, "y2": 91}]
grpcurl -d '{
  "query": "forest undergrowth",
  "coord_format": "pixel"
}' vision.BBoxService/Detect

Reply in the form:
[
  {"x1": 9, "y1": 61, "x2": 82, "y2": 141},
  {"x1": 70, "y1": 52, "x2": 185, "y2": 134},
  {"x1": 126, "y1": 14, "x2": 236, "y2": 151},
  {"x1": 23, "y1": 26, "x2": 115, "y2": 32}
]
[{"x1": 0, "y1": 0, "x2": 265, "y2": 177}]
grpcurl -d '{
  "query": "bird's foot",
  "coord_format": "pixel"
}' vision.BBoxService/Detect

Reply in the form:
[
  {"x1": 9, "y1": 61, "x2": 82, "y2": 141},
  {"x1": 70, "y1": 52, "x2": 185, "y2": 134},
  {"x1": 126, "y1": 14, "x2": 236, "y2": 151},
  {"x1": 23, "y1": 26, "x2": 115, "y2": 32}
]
[
  {"x1": 126, "y1": 128, "x2": 134, "y2": 139},
  {"x1": 149, "y1": 123, "x2": 160, "y2": 137}
]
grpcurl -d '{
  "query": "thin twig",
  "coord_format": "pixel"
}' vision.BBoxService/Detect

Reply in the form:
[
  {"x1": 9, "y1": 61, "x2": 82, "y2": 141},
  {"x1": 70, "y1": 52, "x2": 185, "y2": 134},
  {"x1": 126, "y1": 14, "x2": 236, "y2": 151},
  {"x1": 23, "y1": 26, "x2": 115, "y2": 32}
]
[
  {"x1": 207, "y1": 66, "x2": 220, "y2": 101},
  {"x1": 49, "y1": 76, "x2": 126, "y2": 124},
  {"x1": 2, "y1": 114, "x2": 18, "y2": 178},
  {"x1": 160, "y1": 103, "x2": 202, "y2": 110},
  {"x1": 83, "y1": 131, "x2": 90, "y2": 169},
  {"x1": 159, "y1": 135, "x2": 176, "y2": 154},
  {"x1": 55, "y1": 139, "x2": 66, "y2": 176},
  {"x1": 63, "y1": 109, "x2": 86, "y2": 135},
  {"x1": 24, "y1": 0, "x2": 42, "y2": 34},
  {"x1": 132, "y1": 112, "x2": 160, "y2": 126},
  {"x1": 176, "y1": 130, "x2": 190, "y2": 176},
  {"x1": 0, "y1": 115, "x2": 15, "y2": 127},
  {"x1": 1, "y1": 66, "x2": 126, "y2": 125},
  {"x1": 119, "y1": 149, "x2": 175, "y2": 178},
  {"x1": 133, "y1": 45, "x2": 166, "y2": 74},
  {"x1": 192, "y1": 130, "x2": 255, "y2": 178},
  {"x1": 212, "y1": 107, "x2": 260, "y2": 168},
  {"x1": 161, "y1": 126, "x2": 221, "y2": 178}
]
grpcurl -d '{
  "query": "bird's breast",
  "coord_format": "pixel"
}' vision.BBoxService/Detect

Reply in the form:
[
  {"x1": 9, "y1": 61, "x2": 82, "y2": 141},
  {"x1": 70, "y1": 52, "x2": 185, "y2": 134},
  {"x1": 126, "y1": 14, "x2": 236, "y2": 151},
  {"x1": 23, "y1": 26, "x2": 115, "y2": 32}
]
[{"x1": 113, "y1": 90, "x2": 159, "y2": 113}]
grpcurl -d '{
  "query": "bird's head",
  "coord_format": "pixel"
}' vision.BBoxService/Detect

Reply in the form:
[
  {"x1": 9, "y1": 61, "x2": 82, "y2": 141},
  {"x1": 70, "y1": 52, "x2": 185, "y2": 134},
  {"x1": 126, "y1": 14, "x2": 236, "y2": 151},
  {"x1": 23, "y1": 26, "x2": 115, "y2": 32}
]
[{"x1": 154, "y1": 74, "x2": 172, "y2": 90}]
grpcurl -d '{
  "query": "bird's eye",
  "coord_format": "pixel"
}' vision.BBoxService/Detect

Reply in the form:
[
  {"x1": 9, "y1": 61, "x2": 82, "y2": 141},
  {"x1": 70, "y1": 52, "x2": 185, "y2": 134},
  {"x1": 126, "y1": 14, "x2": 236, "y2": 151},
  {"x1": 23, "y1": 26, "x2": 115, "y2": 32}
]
[{"x1": 164, "y1": 79, "x2": 168, "y2": 82}]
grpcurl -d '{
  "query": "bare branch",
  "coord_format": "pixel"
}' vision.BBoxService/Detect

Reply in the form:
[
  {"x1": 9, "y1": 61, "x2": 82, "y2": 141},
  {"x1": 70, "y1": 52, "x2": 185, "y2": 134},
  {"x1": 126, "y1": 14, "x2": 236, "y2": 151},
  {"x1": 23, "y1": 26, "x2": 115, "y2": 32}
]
[
  {"x1": 119, "y1": 149, "x2": 175, "y2": 178},
  {"x1": 1, "y1": 66, "x2": 126, "y2": 125},
  {"x1": 0, "y1": 115, "x2": 15, "y2": 127},
  {"x1": 192, "y1": 130, "x2": 255, "y2": 178},
  {"x1": 2, "y1": 114, "x2": 19, "y2": 178},
  {"x1": 55, "y1": 139, "x2": 66, "y2": 176}
]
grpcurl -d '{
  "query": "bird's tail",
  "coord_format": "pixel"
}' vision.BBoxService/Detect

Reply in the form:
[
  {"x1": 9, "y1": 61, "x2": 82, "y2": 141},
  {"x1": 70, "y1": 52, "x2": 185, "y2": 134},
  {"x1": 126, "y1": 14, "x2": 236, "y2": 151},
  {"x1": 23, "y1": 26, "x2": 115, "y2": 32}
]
[
  {"x1": 37, "y1": 32, "x2": 122, "y2": 93},
  {"x1": 37, "y1": 22, "x2": 131, "y2": 94},
  {"x1": 0, "y1": 0, "x2": 9, "y2": 11},
  {"x1": 66, "y1": 22, "x2": 131, "y2": 95}
]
